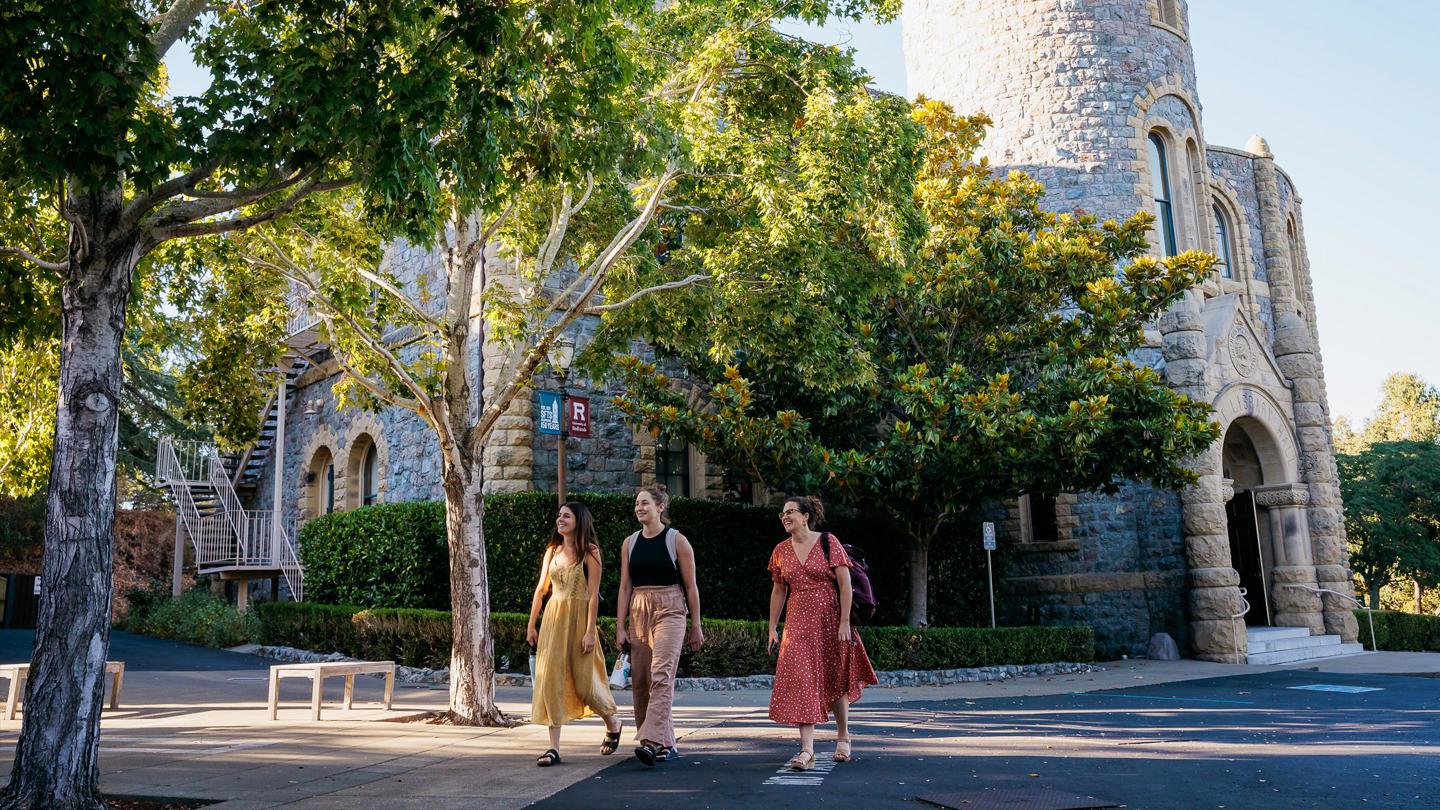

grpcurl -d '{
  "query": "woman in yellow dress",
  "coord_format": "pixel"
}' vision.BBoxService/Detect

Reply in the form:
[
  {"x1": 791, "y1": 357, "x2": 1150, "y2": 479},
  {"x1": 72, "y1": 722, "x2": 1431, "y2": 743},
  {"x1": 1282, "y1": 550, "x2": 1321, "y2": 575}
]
[{"x1": 525, "y1": 501, "x2": 622, "y2": 766}]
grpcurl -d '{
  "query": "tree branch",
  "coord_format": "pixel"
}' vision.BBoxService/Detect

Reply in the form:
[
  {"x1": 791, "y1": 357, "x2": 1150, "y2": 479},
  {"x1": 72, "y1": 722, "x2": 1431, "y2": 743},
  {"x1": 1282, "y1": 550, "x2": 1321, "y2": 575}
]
[
  {"x1": 147, "y1": 177, "x2": 353, "y2": 246},
  {"x1": 583, "y1": 273, "x2": 708, "y2": 314},
  {"x1": 0, "y1": 245, "x2": 67, "y2": 273},
  {"x1": 121, "y1": 158, "x2": 224, "y2": 231},
  {"x1": 149, "y1": 0, "x2": 211, "y2": 58}
]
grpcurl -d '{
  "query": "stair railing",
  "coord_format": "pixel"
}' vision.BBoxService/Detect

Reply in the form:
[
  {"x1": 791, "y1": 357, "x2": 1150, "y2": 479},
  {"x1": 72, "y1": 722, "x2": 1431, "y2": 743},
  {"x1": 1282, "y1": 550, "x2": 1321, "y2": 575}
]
[
  {"x1": 1230, "y1": 587, "x2": 1251, "y2": 663},
  {"x1": 1282, "y1": 583, "x2": 1379, "y2": 652},
  {"x1": 157, "y1": 439, "x2": 235, "y2": 567}
]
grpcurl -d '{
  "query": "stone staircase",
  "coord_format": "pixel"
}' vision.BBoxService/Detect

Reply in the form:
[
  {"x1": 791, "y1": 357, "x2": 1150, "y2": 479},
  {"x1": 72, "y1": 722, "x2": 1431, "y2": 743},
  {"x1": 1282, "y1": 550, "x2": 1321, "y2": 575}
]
[{"x1": 1246, "y1": 626, "x2": 1368, "y2": 665}]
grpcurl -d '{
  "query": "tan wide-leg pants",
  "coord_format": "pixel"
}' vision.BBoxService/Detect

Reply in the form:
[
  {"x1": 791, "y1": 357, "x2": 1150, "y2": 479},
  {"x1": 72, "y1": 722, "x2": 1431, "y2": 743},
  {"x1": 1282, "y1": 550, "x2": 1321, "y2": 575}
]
[{"x1": 628, "y1": 585, "x2": 687, "y2": 748}]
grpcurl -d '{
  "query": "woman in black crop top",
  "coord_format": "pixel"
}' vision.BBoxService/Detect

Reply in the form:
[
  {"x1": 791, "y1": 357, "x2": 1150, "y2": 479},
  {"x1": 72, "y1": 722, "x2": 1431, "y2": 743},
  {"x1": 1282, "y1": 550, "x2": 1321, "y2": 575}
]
[{"x1": 616, "y1": 485, "x2": 704, "y2": 766}]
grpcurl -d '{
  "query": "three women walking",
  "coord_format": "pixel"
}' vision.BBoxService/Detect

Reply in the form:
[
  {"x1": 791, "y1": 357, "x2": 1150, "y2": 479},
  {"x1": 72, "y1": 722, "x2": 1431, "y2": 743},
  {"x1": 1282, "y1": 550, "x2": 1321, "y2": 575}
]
[
  {"x1": 527, "y1": 489, "x2": 871, "y2": 773},
  {"x1": 525, "y1": 501, "x2": 623, "y2": 766}
]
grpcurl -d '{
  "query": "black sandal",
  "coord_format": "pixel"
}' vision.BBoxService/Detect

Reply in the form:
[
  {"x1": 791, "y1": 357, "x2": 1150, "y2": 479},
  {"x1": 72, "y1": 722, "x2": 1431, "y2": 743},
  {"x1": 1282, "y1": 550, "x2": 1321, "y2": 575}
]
[
  {"x1": 601, "y1": 721, "x2": 623, "y2": 755},
  {"x1": 536, "y1": 748, "x2": 561, "y2": 767},
  {"x1": 634, "y1": 742, "x2": 659, "y2": 766}
]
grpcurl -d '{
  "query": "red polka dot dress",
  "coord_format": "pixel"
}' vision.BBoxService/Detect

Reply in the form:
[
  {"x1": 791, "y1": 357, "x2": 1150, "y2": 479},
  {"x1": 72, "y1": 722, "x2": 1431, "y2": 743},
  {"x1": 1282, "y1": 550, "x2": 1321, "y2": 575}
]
[{"x1": 768, "y1": 534, "x2": 877, "y2": 726}]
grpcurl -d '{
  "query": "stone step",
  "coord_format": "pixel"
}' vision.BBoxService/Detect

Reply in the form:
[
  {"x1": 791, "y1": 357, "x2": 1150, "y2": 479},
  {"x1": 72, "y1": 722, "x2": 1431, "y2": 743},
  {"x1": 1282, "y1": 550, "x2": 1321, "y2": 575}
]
[
  {"x1": 1248, "y1": 633, "x2": 1341, "y2": 654},
  {"x1": 1245, "y1": 625, "x2": 1311, "y2": 641},
  {"x1": 1247, "y1": 640, "x2": 1368, "y2": 666}
]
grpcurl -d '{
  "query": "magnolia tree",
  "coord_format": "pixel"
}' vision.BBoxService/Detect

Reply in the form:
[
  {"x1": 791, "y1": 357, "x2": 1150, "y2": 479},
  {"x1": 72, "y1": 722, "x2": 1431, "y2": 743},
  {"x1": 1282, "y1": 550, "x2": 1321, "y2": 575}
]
[
  {"x1": 0, "y1": 0, "x2": 653, "y2": 805},
  {"x1": 177, "y1": 0, "x2": 911, "y2": 725},
  {"x1": 614, "y1": 101, "x2": 1221, "y2": 626}
]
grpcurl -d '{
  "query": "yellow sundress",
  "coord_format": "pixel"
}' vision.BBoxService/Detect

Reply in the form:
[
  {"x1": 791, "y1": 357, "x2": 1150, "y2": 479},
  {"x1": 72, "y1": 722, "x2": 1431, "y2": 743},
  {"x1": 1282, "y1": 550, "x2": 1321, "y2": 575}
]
[{"x1": 531, "y1": 558, "x2": 617, "y2": 726}]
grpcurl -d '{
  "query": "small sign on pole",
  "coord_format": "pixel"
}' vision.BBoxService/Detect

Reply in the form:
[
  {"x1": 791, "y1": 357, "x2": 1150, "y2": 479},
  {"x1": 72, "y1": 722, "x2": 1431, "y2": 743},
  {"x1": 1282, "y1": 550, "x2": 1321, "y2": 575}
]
[
  {"x1": 537, "y1": 391, "x2": 562, "y2": 435},
  {"x1": 982, "y1": 521, "x2": 996, "y2": 628},
  {"x1": 567, "y1": 395, "x2": 592, "y2": 438}
]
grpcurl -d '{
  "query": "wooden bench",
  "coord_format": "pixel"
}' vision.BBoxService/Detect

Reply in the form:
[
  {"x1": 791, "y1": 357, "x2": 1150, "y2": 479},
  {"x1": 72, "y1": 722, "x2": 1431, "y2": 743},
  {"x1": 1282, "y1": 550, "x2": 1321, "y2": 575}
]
[
  {"x1": 1, "y1": 661, "x2": 125, "y2": 720},
  {"x1": 267, "y1": 661, "x2": 396, "y2": 721}
]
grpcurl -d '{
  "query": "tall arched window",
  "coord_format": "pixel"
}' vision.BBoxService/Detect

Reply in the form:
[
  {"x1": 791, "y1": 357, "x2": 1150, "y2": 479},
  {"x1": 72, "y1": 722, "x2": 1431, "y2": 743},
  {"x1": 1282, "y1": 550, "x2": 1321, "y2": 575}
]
[
  {"x1": 323, "y1": 461, "x2": 335, "y2": 514},
  {"x1": 361, "y1": 443, "x2": 379, "y2": 506},
  {"x1": 1212, "y1": 203, "x2": 1235, "y2": 280},
  {"x1": 1148, "y1": 133, "x2": 1178, "y2": 257},
  {"x1": 1158, "y1": 0, "x2": 1180, "y2": 28}
]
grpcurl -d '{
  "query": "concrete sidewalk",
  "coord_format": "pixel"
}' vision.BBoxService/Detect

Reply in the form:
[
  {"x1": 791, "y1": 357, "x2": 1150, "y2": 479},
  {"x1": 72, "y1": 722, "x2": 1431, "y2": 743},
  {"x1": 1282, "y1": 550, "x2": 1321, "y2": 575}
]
[{"x1": 2, "y1": 647, "x2": 1437, "y2": 809}]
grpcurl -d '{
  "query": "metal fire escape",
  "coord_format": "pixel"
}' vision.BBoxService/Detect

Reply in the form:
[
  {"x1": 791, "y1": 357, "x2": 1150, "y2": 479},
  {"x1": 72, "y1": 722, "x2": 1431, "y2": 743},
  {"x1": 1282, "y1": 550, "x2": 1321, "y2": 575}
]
[{"x1": 157, "y1": 282, "x2": 323, "y2": 604}]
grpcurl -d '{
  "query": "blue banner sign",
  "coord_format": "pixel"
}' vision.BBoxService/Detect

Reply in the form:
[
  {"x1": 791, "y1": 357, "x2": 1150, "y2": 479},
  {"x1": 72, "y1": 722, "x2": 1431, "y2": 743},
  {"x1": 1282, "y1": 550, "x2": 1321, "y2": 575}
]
[{"x1": 537, "y1": 390, "x2": 562, "y2": 435}]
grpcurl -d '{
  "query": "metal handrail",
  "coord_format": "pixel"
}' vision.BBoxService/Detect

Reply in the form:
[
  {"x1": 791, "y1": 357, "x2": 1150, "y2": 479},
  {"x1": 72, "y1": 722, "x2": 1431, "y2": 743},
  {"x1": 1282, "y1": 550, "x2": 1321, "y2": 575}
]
[
  {"x1": 1230, "y1": 587, "x2": 1251, "y2": 662},
  {"x1": 1282, "y1": 583, "x2": 1378, "y2": 652}
]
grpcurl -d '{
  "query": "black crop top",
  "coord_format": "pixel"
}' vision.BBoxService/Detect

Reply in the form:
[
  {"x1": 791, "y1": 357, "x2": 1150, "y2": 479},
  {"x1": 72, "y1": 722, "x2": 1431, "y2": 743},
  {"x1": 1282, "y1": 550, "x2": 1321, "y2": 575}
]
[{"x1": 628, "y1": 528, "x2": 681, "y2": 587}]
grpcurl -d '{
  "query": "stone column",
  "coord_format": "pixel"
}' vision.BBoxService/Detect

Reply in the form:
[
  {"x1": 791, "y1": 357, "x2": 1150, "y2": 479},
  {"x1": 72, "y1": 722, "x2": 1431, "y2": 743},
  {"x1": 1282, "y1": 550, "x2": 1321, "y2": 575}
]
[
  {"x1": 1162, "y1": 296, "x2": 1244, "y2": 662},
  {"x1": 1252, "y1": 483, "x2": 1323, "y2": 634},
  {"x1": 1249, "y1": 136, "x2": 1358, "y2": 641}
]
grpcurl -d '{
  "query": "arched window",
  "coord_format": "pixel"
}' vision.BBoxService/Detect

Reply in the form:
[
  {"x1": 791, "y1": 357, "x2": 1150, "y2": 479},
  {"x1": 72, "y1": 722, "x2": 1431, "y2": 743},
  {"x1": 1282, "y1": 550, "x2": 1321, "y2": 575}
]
[
  {"x1": 1158, "y1": 0, "x2": 1180, "y2": 28},
  {"x1": 361, "y1": 443, "x2": 379, "y2": 506},
  {"x1": 1212, "y1": 203, "x2": 1235, "y2": 280},
  {"x1": 323, "y1": 461, "x2": 335, "y2": 514},
  {"x1": 1148, "y1": 133, "x2": 1178, "y2": 257}
]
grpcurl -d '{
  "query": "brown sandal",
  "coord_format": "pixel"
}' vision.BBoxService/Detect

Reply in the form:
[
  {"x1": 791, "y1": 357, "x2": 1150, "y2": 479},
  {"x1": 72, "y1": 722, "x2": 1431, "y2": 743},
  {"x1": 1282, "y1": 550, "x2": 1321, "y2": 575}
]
[{"x1": 600, "y1": 721, "x2": 622, "y2": 755}]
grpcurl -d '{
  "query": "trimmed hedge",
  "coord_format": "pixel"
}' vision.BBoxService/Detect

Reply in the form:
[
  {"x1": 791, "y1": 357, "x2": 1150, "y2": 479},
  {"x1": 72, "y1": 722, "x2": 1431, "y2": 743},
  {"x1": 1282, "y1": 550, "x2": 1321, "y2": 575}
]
[
  {"x1": 1356, "y1": 609, "x2": 1440, "y2": 652},
  {"x1": 299, "y1": 492, "x2": 995, "y2": 626},
  {"x1": 256, "y1": 602, "x2": 1093, "y2": 677}
]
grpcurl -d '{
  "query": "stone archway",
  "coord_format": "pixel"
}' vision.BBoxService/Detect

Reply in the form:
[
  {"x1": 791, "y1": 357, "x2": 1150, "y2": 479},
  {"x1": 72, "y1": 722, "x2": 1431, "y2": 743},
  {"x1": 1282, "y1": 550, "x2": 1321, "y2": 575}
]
[{"x1": 1213, "y1": 385, "x2": 1324, "y2": 636}]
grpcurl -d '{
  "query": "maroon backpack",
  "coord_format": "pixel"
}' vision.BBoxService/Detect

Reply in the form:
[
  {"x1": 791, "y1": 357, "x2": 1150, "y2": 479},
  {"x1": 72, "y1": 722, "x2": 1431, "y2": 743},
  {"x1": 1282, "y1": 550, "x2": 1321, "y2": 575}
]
[{"x1": 821, "y1": 532, "x2": 877, "y2": 624}]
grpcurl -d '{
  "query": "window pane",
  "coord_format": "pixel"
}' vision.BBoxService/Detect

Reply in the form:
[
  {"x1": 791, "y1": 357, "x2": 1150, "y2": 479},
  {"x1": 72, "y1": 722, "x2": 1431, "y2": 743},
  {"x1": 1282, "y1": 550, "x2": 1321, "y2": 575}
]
[
  {"x1": 324, "y1": 463, "x2": 335, "y2": 514},
  {"x1": 1028, "y1": 493, "x2": 1059, "y2": 541},
  {"x1": 654, "y1": 436, "x2": 691, "y2": 498},
  {"x1": 1148, "y1": 134, "x2": 1177, "y2": 257},
  {"x1": 1213, "y1": 204, "x2": 1233, "y2": 279},
  {"x1": 362, "y1": 445, "x2": 378, "y2": 506}
]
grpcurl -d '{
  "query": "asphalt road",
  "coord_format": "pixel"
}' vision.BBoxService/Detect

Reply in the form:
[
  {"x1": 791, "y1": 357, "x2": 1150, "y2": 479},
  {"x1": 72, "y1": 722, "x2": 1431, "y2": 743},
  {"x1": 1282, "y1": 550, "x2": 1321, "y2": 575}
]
[
  {"x1": 534, "y1": 669, "x2": 1440, "y2": 810},
  {"x1": 0, "y1": 629, "x2": 271, "y2": 672}
]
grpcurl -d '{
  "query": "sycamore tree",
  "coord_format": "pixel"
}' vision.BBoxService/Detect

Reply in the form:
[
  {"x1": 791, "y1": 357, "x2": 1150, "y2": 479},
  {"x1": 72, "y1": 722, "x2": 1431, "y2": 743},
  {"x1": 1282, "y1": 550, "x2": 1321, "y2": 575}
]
[
  {"x1": 0, "y1": 1, "x2": 644, "y2": 805},
  {"x1": 1334, "y1": 372, "x2": 1440, "y2": 455},
  {"x1": 613, "y1": 101, "x2": 1220, "y2": 625},
  {"x1": 1339, "y1": 441, "x2": 1440, "y2": 609},
  {"x1": 176, "y1": 0, "x2": 912, "y2": 725}
]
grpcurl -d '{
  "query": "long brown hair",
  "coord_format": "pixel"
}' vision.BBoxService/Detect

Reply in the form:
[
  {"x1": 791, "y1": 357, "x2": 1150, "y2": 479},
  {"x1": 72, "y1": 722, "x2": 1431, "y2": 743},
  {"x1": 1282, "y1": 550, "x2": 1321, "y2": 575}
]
[{"x1": 549, "y1": 501, "x2": 599, "y2": 557}]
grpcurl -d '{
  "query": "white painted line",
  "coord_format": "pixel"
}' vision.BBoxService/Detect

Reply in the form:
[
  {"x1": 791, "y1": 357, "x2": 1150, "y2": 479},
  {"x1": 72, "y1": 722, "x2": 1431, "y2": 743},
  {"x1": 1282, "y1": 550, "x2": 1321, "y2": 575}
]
[
  {"x1": 1287, "y1": 684, "x2": 1383, "y2": 694},
  {"x1": 102, "y1": 737, "x2": 279, "y2": 755},
  {"x1": 763, "y1": 752, "x2": 837, "y2": 786}
]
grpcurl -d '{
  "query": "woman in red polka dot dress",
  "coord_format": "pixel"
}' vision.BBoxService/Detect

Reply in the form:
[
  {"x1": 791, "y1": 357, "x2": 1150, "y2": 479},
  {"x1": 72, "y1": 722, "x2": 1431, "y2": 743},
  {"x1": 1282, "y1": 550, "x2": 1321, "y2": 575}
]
[{"x1": 766, "y1": 495, "x2": 877, "y2": 771}]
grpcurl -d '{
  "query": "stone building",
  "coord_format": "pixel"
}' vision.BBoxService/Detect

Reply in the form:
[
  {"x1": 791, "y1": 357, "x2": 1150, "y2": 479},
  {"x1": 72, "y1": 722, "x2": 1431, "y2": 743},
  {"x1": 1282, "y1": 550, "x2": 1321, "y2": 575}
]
[
  {"x1": 225, "y1": 0, "x2": 1358, "y2": 661},
  {"x1": 904, "y1": 0, "x2": 1359, "y2": 660}
]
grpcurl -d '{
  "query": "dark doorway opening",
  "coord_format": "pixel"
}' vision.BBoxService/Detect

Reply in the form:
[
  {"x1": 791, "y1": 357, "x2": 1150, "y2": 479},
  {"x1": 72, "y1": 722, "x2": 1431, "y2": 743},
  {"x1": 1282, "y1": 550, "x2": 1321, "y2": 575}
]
[{"x1": 1226, "y1": 492, "x2": 1271, "y2": 626}]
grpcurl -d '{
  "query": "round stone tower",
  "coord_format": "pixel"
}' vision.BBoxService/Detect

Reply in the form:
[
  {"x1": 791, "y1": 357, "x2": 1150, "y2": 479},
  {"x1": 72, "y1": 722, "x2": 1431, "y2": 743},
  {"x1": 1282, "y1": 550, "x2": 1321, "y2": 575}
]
[{"x1": 903, "y1": 0, "x2": 1203, "y2": 224}]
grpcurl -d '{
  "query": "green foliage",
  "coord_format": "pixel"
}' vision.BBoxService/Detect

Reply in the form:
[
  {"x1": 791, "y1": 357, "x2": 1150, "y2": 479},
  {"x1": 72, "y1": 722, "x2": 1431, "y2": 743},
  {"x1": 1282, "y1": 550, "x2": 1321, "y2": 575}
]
[
  {"x1": 1339, "y1": 440, "x2": 1440, "y2": 607},
  {"x1": 119, "y1": 588, "x2": 260, "y2": 648},
  {"x1": 299, "y1": 501, "x2": 449, "y2": 610},
  {"x1": 0, "y1": 339, "x2": 57, "y2": 497},
  {"x1": 1355, "y1": 610, "x2": 1440, "y2": 653},
  {"x1": 611, "y1": 99, "x2": 1221, "y2": 624},
  {"x1": 1334, "y1": 373, "x2": 1440, "y2": 455},
  {"x1": 296, "y1": 494, "x2": 995, "y2": 626},
  {"x1": 0, "y1": 494, "x2": 46, "y2": 559},
  {"x1": 257, "y1": 601, "x2": 1093, "y2": 675}
]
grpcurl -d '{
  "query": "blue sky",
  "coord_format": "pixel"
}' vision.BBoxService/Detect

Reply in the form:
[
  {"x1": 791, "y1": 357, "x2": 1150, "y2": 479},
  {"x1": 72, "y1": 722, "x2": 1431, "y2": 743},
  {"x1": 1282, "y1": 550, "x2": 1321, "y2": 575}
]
[
  {"x1": 169, "y1": 3, "x2": 1436, "y2": 425},
  {"x1": 780, "y1": 2, "x2": 1438, "y2": 426}
]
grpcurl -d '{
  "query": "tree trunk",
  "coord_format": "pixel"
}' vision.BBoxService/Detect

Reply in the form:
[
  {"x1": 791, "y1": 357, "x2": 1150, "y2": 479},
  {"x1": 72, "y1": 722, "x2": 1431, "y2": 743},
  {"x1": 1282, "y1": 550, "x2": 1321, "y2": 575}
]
[
  {"x1": 442, "y1": 456, "x2": 506, "y2": 725},
  {"x1": 2, "y1": 188, "x2": 137, "y2": 810},
  {"x1": 1414, "y1": 581, "x2": 1423, "y2": 614},
  {"x1": 1364, "y1": 576, "x2": 1384, "y2": 610},
  {"x1": 907, "y1": 538, "x2": 929, "y2": 627}
]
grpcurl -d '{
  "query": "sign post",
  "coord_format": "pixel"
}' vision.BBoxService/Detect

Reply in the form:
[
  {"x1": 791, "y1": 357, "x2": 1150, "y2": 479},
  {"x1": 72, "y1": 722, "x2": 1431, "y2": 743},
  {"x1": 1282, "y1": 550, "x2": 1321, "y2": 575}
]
[{"x1": 982, "y1": 521, "x2": 997, "y2": 629}]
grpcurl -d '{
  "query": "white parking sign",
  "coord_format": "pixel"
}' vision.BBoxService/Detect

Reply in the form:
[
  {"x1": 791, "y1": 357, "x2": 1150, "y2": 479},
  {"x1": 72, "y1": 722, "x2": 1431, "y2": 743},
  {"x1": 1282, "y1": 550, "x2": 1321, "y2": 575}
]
[{"x1": 982, "y1": 522, "x2": 996, "y2": 551}]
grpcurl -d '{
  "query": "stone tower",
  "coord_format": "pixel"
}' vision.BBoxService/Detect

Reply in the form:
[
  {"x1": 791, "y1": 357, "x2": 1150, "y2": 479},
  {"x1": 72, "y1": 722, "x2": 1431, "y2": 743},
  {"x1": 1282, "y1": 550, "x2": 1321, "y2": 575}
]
[{"x1": 903, "y1": 0, "x2": 1360, "y2": 660}]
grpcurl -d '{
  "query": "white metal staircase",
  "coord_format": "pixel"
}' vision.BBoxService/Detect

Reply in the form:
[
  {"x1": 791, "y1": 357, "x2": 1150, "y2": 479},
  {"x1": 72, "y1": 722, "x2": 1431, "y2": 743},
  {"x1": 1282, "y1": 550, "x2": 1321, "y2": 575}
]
[{"x1": 157, "y1": 437, "x2": 304, "y2": 601}]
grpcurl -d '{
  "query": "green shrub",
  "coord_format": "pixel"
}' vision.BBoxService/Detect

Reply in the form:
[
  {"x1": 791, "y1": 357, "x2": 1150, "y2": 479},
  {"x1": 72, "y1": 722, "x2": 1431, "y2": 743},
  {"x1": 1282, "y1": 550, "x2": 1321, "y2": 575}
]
[
  {"x1": 120, "y1": 588, "x2": 259, "y2": 648},
  {"x1": 1357, "y1": 609, "x2": 1440, "y2": 652},
  {"x1": 297, "y1": 492, "x2": 992, "y2": 626},
  {"x1": 257, "y1": 602, "x2": 1093, "y2": 676},
  {"x1": 299, "y1": 501, "x2": 448, "y2": 609}
]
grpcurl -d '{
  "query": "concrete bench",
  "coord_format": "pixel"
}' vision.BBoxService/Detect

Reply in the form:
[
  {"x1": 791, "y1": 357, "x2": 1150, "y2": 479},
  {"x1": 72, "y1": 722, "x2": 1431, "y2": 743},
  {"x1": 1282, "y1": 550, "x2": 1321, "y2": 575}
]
[
  {"x1": 1, "y1": 661, "x2": 125, "y2": 720},
  {"x1": 267, "y1": 661, "x2": 395, "y2": 721}
]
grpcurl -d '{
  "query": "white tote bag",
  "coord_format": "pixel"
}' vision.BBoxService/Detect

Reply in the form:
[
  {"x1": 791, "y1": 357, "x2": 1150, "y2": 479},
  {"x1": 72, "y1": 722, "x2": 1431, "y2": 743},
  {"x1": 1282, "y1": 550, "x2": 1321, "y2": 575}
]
[{"x1": 608, "y1": 653, "x2": 631, "y2": 689}]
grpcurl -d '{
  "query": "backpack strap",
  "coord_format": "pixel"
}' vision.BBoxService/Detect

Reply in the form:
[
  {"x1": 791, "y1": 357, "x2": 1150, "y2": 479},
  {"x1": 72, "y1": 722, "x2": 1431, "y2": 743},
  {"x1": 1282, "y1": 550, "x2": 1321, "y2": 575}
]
[{"x1": 664, "y1": 527, "x2": 678, "y2": 567}]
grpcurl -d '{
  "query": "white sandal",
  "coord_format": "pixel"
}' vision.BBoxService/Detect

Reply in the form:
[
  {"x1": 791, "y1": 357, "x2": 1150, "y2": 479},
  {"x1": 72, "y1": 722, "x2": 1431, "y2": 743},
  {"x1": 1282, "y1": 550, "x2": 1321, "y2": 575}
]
[{"x1": 786, "y1": 750, "x2": 815, "y2": 771}]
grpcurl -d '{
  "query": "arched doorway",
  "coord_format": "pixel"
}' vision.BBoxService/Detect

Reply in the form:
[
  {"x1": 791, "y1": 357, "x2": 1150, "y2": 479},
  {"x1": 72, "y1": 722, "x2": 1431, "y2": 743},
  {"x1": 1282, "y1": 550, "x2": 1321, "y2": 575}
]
[{"x1": 1222, "y1": 419, "x2": 1273, "y2": 626}]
